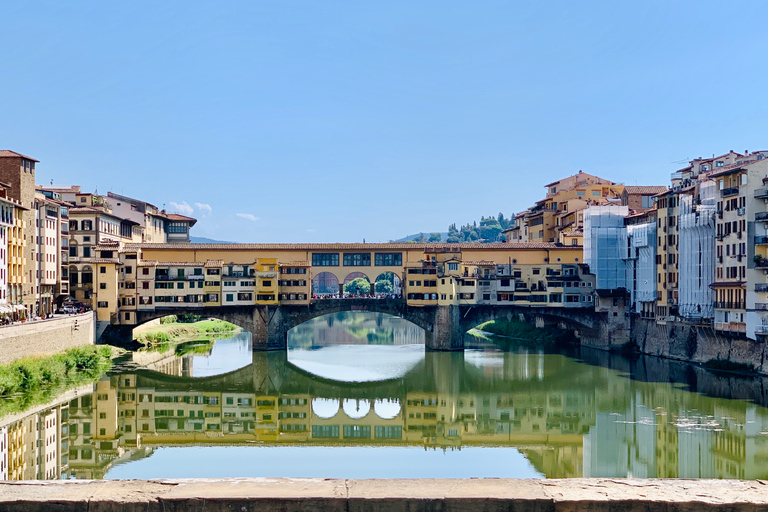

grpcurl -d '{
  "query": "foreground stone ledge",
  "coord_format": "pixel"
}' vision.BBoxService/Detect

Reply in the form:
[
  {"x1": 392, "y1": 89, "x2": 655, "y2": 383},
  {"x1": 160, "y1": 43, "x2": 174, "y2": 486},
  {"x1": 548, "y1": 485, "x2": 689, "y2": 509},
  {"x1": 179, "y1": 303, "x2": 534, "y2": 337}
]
[{"x1": 2, "y1": 478, "x2": 768, "y2": 511}]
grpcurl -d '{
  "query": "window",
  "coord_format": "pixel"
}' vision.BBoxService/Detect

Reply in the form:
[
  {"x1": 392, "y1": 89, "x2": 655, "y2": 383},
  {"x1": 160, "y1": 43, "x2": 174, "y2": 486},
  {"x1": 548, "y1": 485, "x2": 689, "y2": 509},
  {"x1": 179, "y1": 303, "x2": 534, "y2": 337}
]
[
  {"x1": 97, "y1": 301, "x2": 108, "y2": 308},
  {"x1": 100, "y1": 266, "x2": 106, "y2": 273},
  {"x1": 83, "y1": 246, "x2": 91, "y2": 258},
  {"x1": 592, "y1": 190, "x2": 601, "y2": 196},
  {"x1": 168, "y1": 222, "x2": 188, "y2": 234},
  {"x1": 99, "y1": 283, "x2": 106, "y2": 289},
  {"x1": 343, "y1": 253, "x2": 371, "y2": 266},
  {"x1": 374, "y1": 253, "x2": 402, "y2": 266},
  {"x1": 312, "y1": 253, "x2": 339, "y2": 266},
  {"x1": 226, "y1": 294, "x2": 234, "y2": 302}
]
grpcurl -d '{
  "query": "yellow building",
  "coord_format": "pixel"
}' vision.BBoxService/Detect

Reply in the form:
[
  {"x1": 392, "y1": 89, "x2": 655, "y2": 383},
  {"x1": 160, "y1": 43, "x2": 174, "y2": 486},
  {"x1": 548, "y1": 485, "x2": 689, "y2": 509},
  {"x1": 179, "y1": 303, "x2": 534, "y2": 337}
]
[{"x1": 255, "y1": 258, "x2": 278, "y2": 305}]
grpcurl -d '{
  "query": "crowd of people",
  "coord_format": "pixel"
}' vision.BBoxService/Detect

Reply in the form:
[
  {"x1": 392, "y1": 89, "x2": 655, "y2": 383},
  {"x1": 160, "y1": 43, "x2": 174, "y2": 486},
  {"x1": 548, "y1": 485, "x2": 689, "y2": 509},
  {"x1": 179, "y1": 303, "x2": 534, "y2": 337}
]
[{"x1": 312, "y1": 293, "x2": 402, "y2": 300}]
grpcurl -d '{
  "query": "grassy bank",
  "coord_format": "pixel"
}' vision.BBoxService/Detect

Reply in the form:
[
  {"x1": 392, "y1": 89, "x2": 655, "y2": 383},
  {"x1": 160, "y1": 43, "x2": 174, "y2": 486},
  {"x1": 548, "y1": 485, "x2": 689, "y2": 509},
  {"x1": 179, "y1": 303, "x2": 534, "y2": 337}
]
[
  {"x1": 0, "y1": 345, "x2": 114, "y2": 417},
  {"x1": 135, "y1": 319, "x2": 241, "y2": 351},
  {"x1": 474, "y1": 317, "x2": 576, "y2": 346}
]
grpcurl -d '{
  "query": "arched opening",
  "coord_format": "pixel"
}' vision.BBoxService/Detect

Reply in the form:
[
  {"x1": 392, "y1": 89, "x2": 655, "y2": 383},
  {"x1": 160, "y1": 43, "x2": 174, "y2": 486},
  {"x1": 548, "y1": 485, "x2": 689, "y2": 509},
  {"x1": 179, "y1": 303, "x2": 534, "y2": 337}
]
[
  {"x1": 287, "y1": 311, "x2": 425, "y2": 382},
  {"x1": 374, "y1": 398, "x2": 401, "y2": 419},
  {"x1": 343, "y1": 399, "x2": 371, "y2": 419},
  {"x1": 130, "y1": 314, "x2": 252, "y2": 378},
  {"x1": 312, "y1": 272, "x2": 339, "y2": 296},
  {"x1": 374, "y1": 272, "x2": 402, "y2": 297},
  {"x1": 343, "y1": 272, "x2": 371, "y2": 297}
]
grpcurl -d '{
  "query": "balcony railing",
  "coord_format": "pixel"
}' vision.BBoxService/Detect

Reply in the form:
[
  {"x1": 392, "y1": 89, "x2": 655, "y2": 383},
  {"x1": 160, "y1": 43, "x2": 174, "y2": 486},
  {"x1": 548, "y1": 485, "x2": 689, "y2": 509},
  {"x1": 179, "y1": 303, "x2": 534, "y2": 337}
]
[
  {"x1": 756, "y1": 236, "x2": 768, "y2": 245},
  {"x1": 722, "y1": 187, "x2": 740, "y2": 197},
  {"x1": 755, "y1": 325, "x2": 768, "y2": 335},
  {"x1": 756, "y1": 188, "x2": 768, "y2": 199},
  {"x1": 756, "y1": 212, "x2": 768, "y2": 222},
  {"x1": 756, "y1": 284, "x2": 768, "y2": 293},
  {"x1": 714, "y1": 301, "x2": 745, "y2": 309},
  {"x1": 755, "y1": 303, "x2": 768, "y2": 311}
]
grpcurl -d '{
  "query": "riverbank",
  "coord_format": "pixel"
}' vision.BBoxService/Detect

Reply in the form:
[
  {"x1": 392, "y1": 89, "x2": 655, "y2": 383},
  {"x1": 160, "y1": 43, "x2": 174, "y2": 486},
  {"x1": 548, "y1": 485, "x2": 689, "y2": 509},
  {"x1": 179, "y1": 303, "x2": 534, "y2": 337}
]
[
  {"x1": 134, "y1": 319, "x2": 241, "y2": 349},
  {"x1": 474, "y1": 317, "x2": 575, "y2": 346},
  {"x1": 3, "y1": 478, "x2": 767, "y2": 511},
  {"x1": 0, "y1": 345, "x2": 114, "y2": 417}
]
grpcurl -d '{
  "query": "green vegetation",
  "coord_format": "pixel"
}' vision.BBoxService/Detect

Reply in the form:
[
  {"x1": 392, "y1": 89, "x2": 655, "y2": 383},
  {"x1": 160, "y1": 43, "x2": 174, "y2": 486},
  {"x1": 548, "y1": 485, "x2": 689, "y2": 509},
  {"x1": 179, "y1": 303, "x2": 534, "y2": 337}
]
[
  {"x1": 174, "y1": 340, "x2": 216, "y2": 357},
  {"x1": 0, "y1": 346, "x2": 114, "y2": 417},
  {"x1": 446, "y1": 213, "x2": 514, "y2": 243},
  {"x1": 135, "y1": 319, "x2": 241, "y2": 351},
  {"x1": 474, "y1": 317, "x2": 576, "y2": 346},
  {"x1": 344, "y1": 277, "x2": 371, "y2": 296}
]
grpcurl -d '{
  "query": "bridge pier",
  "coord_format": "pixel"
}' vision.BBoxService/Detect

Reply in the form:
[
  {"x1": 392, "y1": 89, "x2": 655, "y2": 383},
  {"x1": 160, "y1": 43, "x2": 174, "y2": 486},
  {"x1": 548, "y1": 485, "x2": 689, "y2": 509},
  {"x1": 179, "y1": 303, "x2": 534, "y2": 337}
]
[{"x1": 425, "y1": 305, "x2": 464, "y2": 351}]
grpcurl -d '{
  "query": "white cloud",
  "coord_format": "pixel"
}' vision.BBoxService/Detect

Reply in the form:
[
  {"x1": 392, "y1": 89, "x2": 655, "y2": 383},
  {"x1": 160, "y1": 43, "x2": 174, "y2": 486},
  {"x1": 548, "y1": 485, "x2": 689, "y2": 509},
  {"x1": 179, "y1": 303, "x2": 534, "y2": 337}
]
[
  {"x1": 236, "y1": 213, "x2": 259, "y2": 222},
  {"x1": 194, "y1": 202, "x2": 212, "y2": 216},
  {"x1": 169, "y1": 201, "x2": 193, "y2": 216}
]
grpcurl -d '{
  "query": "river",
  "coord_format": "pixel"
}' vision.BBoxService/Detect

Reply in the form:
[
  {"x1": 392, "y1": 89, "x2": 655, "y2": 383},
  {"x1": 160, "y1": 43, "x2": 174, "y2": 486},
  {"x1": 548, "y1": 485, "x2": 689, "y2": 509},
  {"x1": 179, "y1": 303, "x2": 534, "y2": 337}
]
[{"x1": 2, "y1": 311, "x2": 768, "y2": 480}]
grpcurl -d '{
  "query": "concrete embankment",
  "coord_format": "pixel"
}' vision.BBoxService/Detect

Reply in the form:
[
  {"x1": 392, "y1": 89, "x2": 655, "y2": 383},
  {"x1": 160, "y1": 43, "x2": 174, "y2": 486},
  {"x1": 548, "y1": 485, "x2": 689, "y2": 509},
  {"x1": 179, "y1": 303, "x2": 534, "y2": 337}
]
[
  {"x1": 2, "y1": 478, "x2": 768, "y2": 511},
  {"x1": 0, "y1": 312, "x2": 94, "y2": 364}
]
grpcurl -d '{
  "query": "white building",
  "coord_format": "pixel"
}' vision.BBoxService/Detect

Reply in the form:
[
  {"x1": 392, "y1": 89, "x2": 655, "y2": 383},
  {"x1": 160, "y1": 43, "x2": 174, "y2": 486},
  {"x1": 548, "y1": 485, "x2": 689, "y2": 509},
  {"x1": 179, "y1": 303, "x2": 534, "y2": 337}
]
[
  {"x1": 623, "y1": 219, "x2": 657, "y2": 318},
  {"x1": 677, "y1": 180, "x2": 717, "y2": 321}
]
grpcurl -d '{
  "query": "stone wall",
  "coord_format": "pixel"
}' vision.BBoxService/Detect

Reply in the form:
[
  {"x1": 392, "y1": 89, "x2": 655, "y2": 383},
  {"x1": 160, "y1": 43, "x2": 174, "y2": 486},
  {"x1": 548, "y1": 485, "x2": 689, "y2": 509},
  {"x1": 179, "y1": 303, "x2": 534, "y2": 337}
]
[
  {"x1": 2, "y1": 478, "x2": 768, "y2": 511},
  {"x1": 0, "y1": 312, "x2": 95, "y2": 364},
  {"x1": 629, "y1": 317, "x2": 768, "y2": 374}
]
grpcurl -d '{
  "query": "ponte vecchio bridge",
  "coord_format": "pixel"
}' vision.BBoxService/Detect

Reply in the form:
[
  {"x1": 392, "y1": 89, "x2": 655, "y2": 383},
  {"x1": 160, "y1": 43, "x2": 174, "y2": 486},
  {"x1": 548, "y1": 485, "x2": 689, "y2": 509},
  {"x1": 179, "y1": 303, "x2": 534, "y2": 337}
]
[{"x1": 94, "y1": 242, "x2": 626, "y2": 350}]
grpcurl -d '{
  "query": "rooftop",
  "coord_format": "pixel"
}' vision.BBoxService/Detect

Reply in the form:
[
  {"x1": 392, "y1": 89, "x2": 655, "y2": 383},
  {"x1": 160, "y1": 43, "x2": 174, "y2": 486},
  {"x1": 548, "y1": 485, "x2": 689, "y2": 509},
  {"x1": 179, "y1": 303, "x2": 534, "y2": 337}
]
[
  {"x1": 0, "y1": 150, "x2": 38, "y2": 162},
  {"x1": 624, "y1": 186, "x2": 668, "y2": 195},
  {"x1": 125, "y1": 242, "x2": 577, "y2": 251}
]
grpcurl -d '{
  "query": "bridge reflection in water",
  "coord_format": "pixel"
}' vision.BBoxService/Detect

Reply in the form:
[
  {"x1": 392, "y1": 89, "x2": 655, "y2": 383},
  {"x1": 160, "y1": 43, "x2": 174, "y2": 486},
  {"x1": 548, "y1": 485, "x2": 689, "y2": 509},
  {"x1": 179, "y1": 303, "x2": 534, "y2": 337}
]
[{"x1": 5, "y1": 331, "x2": 768, "y2": 480}]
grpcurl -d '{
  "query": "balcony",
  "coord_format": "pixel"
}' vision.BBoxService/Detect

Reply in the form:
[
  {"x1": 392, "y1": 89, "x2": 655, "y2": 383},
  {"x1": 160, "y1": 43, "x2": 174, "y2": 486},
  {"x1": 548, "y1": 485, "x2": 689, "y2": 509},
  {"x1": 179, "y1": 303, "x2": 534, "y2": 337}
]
[
  {"x1": 756, "y1": 212, "x2": 768, "y2": 222},
  {"x1": 722, "y1": 187, "x2": 740, "y2": 197},
  {"x1": 714, "y1": 301, "x2": 745, "y2": 309},
  {"x1": 755, "y1": 303, "x2": 768, "y2": 311},
  {"x1": 756, "y1": 325, "x2": 768, "y2": 335},
  {"x1": 756, "y1": 236, "x2": 768, "y2": 245},
  {"x1": 756, "y1": 188, "x2": 768, "y2": 199},
  {"x1": 756, "y1": 284, "x2": 768, "y2": 293}
]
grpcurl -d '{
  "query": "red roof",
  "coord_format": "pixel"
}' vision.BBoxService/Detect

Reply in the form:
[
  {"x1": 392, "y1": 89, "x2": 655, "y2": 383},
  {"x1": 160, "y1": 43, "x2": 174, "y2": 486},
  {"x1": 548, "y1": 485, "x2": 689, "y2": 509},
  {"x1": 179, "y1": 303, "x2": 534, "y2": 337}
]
[
  {"x1": 0, "y1": 150, "x2": 38, "y2": 162},
  {"x1": 624, "y1": 186, "x2": 668, "y2": 195},
  {"x1": 162, "y1": 212, "x2": 198, "y2": 227}
]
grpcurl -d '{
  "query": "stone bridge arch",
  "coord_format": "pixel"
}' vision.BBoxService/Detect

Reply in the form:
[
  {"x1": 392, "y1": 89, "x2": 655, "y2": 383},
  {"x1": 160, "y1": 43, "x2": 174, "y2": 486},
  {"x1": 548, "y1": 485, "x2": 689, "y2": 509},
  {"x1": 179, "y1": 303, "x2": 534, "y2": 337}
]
[
  {"x1": 457, "y1": 305, "x2": 605, "y2": 341},
  {"x1": 272, "y1": 299, "x2": 435, "y2": 344}
]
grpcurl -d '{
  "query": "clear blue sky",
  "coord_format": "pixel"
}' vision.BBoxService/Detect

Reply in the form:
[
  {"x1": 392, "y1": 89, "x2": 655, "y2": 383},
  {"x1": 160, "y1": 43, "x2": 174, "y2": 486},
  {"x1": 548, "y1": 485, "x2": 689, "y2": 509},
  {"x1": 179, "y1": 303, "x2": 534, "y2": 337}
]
[{"x1": 2, "y1": 1, "x2": 767, "y2": 242}]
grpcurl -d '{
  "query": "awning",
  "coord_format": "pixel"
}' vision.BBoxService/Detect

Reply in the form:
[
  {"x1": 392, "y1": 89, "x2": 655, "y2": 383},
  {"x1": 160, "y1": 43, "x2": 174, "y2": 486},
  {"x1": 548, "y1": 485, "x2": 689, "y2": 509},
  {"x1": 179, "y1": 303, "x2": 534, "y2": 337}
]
[
  {"x1": 0, "y1": 306, "x2": 11, "y2": 314},
  {"x1": 13, "y1": 305, "x2": 26, "y2": 312}
]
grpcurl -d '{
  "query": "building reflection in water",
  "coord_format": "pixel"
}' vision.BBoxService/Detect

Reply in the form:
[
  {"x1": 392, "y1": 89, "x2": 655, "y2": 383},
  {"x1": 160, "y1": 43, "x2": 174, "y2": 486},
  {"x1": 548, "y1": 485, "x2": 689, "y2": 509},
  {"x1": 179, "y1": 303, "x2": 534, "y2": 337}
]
[{"x1": 3, "y1": 342, "x2": 768, "y2": 480}]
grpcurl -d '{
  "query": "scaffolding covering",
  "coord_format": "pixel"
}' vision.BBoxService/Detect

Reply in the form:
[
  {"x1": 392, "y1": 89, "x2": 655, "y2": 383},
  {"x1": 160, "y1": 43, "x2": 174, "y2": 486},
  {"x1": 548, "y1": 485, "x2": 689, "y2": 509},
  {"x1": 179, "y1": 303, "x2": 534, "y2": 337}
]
[
  {"x1": 624, "y1": 221, "x2": 657, "y2": 312},
  {"x1": 678, "y1": 181, "x2": 716, "y2": 320},
  {"x1": 584, "y1": 205, "x2": 629, "y2": 291}
]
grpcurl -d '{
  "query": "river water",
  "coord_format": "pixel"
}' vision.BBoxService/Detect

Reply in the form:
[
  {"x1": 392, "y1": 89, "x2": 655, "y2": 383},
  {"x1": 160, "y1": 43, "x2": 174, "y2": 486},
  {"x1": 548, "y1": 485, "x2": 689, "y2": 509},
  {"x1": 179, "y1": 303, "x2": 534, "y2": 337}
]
[{"x1": 2, "y1": 311, "x2": 768, "y2": 480}]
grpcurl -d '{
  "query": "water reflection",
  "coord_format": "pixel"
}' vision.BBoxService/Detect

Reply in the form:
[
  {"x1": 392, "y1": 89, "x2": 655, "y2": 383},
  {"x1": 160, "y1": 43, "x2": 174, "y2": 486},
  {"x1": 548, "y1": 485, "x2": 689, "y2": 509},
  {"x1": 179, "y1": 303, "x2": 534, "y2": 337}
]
[
  {"x1": 4, "y1": 328, "x2": 768, "y2": 480},
  {"x1": 287, "y1": 312, "x2": 425, "y2": 382}
]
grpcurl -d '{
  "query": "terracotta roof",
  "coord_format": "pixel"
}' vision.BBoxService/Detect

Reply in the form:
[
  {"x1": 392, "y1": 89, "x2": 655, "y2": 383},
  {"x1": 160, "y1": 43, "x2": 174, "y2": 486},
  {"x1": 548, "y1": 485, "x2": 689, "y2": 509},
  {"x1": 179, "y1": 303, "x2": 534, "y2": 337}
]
[
  {"x1": 624, "y1": 186, "x2": 668, "y2": 195},
  {"x1": 161, "y1": 212, "x2": 198, "y2": 227},
  {"x1": 0, "y1": 150, "x2": 38, "y2": 162},
  {"x1": 91, "y1": 258, "x2": 119, "y2": 264},
  {"x1": 560, "y1": 230, "x2": 583, "y2": 237},
  {"x1": 461, "y1": 261, "x2": 496, "y2": 266},
  {"x1": 124, "y1": 242, "x2": 574, "y2": 251},
  {"x1": 204, "y1": 259, "x2": 224, "y2": 267},
  {"x1": 137, "y1": 260, "x2": 158, "y2": 267}
]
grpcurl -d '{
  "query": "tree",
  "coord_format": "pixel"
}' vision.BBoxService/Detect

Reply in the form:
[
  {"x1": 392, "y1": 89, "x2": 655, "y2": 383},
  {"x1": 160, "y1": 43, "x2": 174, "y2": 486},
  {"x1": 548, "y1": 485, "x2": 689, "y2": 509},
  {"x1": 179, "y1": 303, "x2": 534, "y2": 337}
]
[
  {"x1": 428, "y1": 232, "x2": 442, "y2": 242},
  {"x1": 375, "y1": 279, "x2": 394, "y2": 294},
  {"x1": 344, "y1": 277, "x2": 370, "y2": 296}
]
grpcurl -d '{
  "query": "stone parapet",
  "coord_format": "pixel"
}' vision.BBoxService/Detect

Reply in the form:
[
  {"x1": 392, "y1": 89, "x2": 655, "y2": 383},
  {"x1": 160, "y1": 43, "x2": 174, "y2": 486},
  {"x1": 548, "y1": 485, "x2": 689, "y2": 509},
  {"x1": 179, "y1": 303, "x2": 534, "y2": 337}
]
[{"x1": 2, "y1": 478, "x2": 768, "y2": 511}]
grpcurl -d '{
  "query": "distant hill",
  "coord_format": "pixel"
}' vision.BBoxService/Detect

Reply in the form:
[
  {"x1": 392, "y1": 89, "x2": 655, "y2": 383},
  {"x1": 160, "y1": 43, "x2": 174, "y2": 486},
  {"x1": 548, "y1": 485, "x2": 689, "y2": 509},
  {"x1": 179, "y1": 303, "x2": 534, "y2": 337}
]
[
  {"x1": 190, "y1": 236, "x2": 234, "y2": 244},
  {"x1": 393, "y1": 232, "x2": 449, "y2": 243}
]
